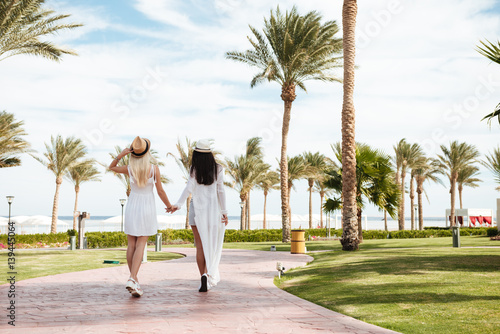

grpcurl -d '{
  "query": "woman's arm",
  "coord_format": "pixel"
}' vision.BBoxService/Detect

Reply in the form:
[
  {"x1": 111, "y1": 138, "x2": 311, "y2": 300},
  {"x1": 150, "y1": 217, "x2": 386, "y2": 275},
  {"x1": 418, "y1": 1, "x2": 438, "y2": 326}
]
[
  {"x1": 154, "y1": 165, "x2": 172, "y2": 210},
  {"x1": 173, "y1": 175, "x2": 195, "y2": 210},
  {"x1": 109, "y1": 148, "x2": 132, "y2": 174},
  {"x1": 217, "y1": 166, "x2": 228, "y2": 225}
]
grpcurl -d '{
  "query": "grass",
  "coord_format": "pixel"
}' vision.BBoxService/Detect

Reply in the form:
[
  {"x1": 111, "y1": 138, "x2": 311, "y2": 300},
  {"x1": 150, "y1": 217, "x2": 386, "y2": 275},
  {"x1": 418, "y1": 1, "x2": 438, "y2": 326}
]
[
  {"x1": 0, "y1": 248, "x2": 183, "y2": 281},
  {"x1": 271, "y1": 237, "x2": 500, "y2": 334}
]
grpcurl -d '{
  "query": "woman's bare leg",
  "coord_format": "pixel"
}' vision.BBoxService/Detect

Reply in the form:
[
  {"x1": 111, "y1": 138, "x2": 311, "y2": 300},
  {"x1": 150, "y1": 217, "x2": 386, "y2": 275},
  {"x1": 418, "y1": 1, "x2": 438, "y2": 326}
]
[
  {"x1": 126, "y1": 235, "x2": 137, "y2": 274},
  {"x1": 191, "y1": 226, "x2": 206, "y2": 275},
  {"x1": 130, "y1": 236, "x2": 148, "y2": 282}
]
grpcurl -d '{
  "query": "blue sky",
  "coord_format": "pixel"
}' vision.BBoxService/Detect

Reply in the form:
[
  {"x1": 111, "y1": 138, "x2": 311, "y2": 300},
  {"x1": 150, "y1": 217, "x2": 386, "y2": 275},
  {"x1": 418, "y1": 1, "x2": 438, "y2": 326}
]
[{"x1": 1, "y1": 0, "x2": 500, "y2": 222}]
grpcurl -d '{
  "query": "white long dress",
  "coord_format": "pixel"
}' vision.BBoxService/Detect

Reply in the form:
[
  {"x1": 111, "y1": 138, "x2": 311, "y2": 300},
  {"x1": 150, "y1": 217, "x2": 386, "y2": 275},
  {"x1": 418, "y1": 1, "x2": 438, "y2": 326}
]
[
  {"x1": 175, "y1": 165, "x2": 227, "y2": 287},
  {"x1": 124, "y1": 165, "x2": 158, "y2": 237}
]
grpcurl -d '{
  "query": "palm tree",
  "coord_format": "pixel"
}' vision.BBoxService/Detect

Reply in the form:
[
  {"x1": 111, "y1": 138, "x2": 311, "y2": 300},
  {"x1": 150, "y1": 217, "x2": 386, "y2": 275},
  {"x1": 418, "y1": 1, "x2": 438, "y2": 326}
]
[
  {"x1": 393, "y1": 139, "x2": 424, "y2": 230},
  {"x1": 483, "y1": 147, "x2": 500, "y2": 191},
  {"x1": 340, "y1": 0, "x2": 358, "y2": 251},
  {"x1": 0, "y1": 111, "x2": 30, "y2": 167},
  {"x1": 167, "y1": 137, "x2": 195, "y2": 229},
  {"x1": 226, "y1": 6, "x2": 343, "y2": 242},
  {"x1": 326, "y1": 143, "x2": 399, "y2": 242},
  {"x1": 255, "y1": 170, "x2": 280, "y2": 229},
  {"x1": 476, "y1": 40, "x2": 500, "y2": 124},
  {"x1": 414, "y1": 159, "x2": 442, "y2": 230},
  {"x1": 435, "y1": 141, "x2": 480, "y2": 227},
  {"x1": 285, "y1": 155, "x2": 311, "y2": 224},
  {"x1": 408, "y1": 145, "x2": 425, "y2": 230},
  {"x1": 313, "y1": 179, "x2": 332, "y2": 228},
  {"x1": 65, "y1": 159, "x2": 101, "y2": 230},
  {"x1": 244, "y1": 137, "x2": 265, "y2": 230},
  {"x1": 457, "y1": 166, "x2": 481, "y2": 209},
  {"x1": 303, "y1": 152, "x2": 329, "y2": 229},
  {"x1": 33, "y1": 135, "x2": 86, "y2": 233},
  {"x1": 0, "y1": 0, "x2": 82, "y2": 62}
]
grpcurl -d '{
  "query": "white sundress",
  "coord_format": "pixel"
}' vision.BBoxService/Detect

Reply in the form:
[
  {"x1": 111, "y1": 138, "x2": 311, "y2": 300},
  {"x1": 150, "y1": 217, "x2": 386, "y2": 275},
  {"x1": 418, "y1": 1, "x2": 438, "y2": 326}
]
[
  {"x1": 175, "y1": 165, "x2": 227, "y2": 287},
  {"x1": 124, "y1": 165, "x2": 158, "y2": 236}
]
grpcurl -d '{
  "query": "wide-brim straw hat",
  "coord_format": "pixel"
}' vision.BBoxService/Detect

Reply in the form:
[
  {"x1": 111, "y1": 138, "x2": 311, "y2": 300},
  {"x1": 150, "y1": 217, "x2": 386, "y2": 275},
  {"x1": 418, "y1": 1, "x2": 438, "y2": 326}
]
[
  {"x1": 194, "y1": 139, "x2": 212, "y2": 153},
  {"x1": 130, "y1": 136, "x2": 151, "y2": 157}
]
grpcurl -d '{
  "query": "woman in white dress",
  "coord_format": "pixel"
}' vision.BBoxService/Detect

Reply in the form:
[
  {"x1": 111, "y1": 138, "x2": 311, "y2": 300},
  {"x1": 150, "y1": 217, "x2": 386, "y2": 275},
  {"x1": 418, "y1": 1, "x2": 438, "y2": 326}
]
[
  {"x1": 171, "y1": 139, "x2": 228, "y2": 292},
  {"x1": 109, "y1": 136, "x2": 173, "y2": 297}
]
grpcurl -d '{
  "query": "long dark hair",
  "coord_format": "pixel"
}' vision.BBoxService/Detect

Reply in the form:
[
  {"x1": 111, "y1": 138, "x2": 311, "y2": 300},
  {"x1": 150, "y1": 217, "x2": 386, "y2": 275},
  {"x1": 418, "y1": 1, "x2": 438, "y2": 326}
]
[{"x1": 190, "y1": 151, "x2": 217, "y2": 185}]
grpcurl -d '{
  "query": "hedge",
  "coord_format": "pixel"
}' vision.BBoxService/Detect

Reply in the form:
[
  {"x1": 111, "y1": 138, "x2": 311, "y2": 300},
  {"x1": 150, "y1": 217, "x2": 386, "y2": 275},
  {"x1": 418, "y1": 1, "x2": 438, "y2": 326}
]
[{"x1": 0, "y1": 226, "x2": 494, "y2": 249}]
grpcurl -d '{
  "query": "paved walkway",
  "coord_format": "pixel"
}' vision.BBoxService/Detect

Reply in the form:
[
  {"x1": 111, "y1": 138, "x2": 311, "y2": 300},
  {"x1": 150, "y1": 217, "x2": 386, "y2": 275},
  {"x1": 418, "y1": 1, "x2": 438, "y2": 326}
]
[{"x1": 1, "y1": 248, "x2": 399, "y2": 333}]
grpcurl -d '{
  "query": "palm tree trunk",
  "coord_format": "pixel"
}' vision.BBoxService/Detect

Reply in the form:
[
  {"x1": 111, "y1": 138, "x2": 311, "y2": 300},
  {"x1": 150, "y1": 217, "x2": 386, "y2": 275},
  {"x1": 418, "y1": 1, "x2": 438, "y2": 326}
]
[
  {"x1": 263, "y1": 190, "x2": 268, "y2": 229},
  {"x1": 357, "y1": 206, "x2": 363, "y2": 242},
  {"x1": 340, "y1": 0, "x2": 359, "y2": 251},
  {"x1": 308, "y1": 181, "x2": 313, "y2": 229},
  {"x1": 395, "y1": 165, "x2": 401, "y2": 224},
  {"x1": 450, "y1": 175, "x2": 457, "y2": 227},
  {"x1": 247, "y1": 192, "x2": 251, "y2": 230},
  {"x1": 280, "y1": 85, "x2": 295, "y2": 242},
  {"x1": 417, "y1": 188, "x2": 424, "y2": 230},
  {"x1": 51, "y1": 177, "x2": 63, "y2": 234},
  {"x1": 384, "y1": 210, "x2": 388, "y2": 231},
  {"x1": 458, "y1": 184, "x2": 463, "y2": 209},
  {"x1": 320, "y1": 192, "x2": 324, "y2": 228},
  {"x1": 240, "y1": 194, "x2": 246, "y2": 231},
  {"x1": 410, "y1": 175, "x2": 415, "y2": 230},
  {"x1": 399, "y1": 168, "x2": 406, "y2": 230},
  {"x1": 73, "y1": 185, "x2": 80, "y2": 230},
  {"x1": 185, "y1": 194, "x2": 192, "y2": 229}
]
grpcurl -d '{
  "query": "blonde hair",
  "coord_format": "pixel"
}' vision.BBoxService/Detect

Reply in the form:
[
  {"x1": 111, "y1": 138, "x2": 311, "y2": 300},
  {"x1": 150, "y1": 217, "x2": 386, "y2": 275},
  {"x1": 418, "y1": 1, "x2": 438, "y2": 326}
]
[{"x1": 129, "y1": 151, "x2": 155, "y2": 187}]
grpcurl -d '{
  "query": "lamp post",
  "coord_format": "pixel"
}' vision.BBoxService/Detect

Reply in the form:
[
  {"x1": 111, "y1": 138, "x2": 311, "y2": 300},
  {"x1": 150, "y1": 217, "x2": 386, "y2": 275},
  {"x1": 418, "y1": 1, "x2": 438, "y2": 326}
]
[
  {"x1": 6, "y1": 196, "x2": 14, "y2": 224},
  {"x1": 239, "y1": 201, "x2": 245, "y2": 231},
  {"x1": 120, "y1": 199, "x2": 126, "y2": 232}
]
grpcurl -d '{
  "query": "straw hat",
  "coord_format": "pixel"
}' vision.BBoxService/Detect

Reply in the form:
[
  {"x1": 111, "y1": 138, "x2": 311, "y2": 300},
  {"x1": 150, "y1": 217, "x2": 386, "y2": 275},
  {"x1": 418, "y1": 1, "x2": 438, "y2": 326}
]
[
  {"x1": 194, "y1": 139, "x2": 212, "y2": 153},
  {"x1": 130, "y1": 136, "x2": 151, "y2": 157}
]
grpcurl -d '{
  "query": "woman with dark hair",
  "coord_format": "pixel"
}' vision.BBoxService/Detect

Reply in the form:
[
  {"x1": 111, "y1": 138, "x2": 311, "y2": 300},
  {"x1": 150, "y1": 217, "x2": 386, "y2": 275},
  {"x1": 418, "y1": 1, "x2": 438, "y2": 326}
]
[{"x1": 171, "y1": 139, "x2": 228, "y2": 292}]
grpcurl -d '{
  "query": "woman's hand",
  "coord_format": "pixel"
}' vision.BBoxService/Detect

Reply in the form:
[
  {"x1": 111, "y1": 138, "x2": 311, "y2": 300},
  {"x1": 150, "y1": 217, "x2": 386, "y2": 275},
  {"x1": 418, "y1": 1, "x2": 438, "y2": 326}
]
[
  {"x1": 166, "y1": 205, "x2": 178, "y2": 214},
  {"x1": 120, "y1": 147, "x2": 133, "y2": 157},
  {"x1": 221, "y1": 214, "x2": 228, "y2": 226}
]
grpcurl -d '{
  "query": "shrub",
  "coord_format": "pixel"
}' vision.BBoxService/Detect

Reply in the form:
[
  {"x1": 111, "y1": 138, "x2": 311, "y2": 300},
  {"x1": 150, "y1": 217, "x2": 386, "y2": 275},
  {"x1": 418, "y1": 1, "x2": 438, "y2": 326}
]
[{"x1": 487, "y1": 227, "x2": 499, "y2": 237}]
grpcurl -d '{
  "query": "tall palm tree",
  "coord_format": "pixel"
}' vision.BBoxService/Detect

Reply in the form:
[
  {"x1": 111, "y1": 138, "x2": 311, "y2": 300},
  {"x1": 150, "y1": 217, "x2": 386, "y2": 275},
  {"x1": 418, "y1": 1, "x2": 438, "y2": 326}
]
[
  {"x1": 255, "y1": 170, "x2": 280, "y2": 229},
  {"x1": 435, "y1": 141, "x2": 480, "y2": 227},
  {"x1": 0, "y1": 0, "x2": 82, "y2": 62},
  {"x1": 33, "y1": 135, "x2": 86, "y2": 233},
  {"x1": 0, "y1": 111, "x2": 30, "y2": 168},
  {"x1": 327, "y1": 143, "x2": 399, "y2": 242},
  {"x1": 285, "y1": 155, "x2": 311, "y2": 224},
  {"x1": 476, "y1": 39, "x2": 500, "y2": 124},
  {"x1": 340, "y1": 0, "x2": 358, "y2": 251},
  {"x1": 65, "y1": 159, "x2": 101, "y2": 230},
  {"x1": 244, "y1": 137, "x2": 265, "y2": 230},
  {"x1": 314, "y1": 179, "x2": 332, "y2": 228},
  {"x1": 414, "y1": 159, "x2": 442, "y2": 230},
  {"x1": 408, "y1": 146, "x2": 425, "y2": 230},
  {"x1": 167, "y1": 137, "x2": 195, "y2": 229},
  {"x1": 457, "y1": 166, "x2": 481, "y2": 209},
  {"x1": 303, "y1": 152, "x2": 329, "y2": 229},
  {"x1": 482, "y1": 147, "x2": 500, "y2": 191},
  {"x1": 393, "y1": 139, "x2": 424, "y2": 230},
  {"x1": 226, "y1": 6, "x2": 343, "y2": 242}
]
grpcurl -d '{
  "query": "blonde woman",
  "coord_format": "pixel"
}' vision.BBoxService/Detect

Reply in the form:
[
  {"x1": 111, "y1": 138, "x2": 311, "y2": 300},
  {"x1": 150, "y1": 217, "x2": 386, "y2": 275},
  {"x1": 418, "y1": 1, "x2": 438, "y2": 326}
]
[{"x1": 109, "y1": 136, "x2": 172, "y2": 297}]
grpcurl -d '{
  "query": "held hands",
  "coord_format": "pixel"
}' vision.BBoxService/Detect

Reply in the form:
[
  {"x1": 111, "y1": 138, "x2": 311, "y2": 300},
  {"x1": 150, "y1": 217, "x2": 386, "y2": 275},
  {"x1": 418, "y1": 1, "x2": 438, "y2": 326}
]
[
  {"x1": 221, "y1": 214, "x2": 228, "y2": 226},
  {"x1": 166, "y1": 205, "x2": 179, "y2": 214}
]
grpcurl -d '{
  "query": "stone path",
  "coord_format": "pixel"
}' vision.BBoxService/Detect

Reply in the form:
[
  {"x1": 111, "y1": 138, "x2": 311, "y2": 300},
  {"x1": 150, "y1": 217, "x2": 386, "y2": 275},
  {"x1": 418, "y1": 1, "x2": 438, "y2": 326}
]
[{"x1": 0, "y1": 248, "x2": 399, "y2": 333}]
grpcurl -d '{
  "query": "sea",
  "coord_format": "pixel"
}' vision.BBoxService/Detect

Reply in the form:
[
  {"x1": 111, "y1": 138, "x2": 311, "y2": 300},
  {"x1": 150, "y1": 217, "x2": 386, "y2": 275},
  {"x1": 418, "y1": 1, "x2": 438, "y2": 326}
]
[{"x1": 3, "y1": 214, "x2": 495, "y2": 235}]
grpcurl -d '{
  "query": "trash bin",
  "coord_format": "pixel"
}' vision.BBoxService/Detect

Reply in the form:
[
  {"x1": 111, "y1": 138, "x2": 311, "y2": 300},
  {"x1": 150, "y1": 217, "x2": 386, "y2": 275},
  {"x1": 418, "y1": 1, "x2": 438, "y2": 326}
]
[
  {"x1": 70, "y1": 236, "x2": 76, "y2": 251},
  {"x1": 155, "y1": 233, "x2": 162, "y2": 252},
  {"x1": 452, "y1": 226, "x2": 460, "y2": 248},
  {"x1": 83, "y1": 237, "x2": 88, "y2": 249},
  {"x1": 291, "y1": 230, "x2": 306, "y2": 254}
]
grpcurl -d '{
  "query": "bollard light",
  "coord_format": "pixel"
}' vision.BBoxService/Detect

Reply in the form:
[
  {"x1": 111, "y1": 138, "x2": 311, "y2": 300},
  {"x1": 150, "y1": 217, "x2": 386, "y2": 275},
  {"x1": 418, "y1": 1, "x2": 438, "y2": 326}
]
[
  {"x1": 276, "y1": 261, "x2": 285, "y2": 278},
  {"x1": 6, "y1": 196, "x2": 14, "y2": 224}
]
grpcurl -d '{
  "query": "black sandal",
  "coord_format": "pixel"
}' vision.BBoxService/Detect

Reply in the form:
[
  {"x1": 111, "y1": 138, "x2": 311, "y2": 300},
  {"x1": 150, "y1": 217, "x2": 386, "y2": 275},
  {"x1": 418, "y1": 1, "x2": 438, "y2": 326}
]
[{"x1": 199, "y1": 274, "x2": 208, "y2": 292}]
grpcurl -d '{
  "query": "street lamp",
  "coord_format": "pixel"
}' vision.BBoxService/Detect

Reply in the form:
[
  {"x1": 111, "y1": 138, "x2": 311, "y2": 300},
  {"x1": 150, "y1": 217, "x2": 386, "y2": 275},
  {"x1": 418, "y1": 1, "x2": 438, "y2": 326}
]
[
  {"x1": 239, "y1": 201, "x2": 245, "y2": 231},
  {"x1": 6, "y1": 196, "x2": 14, "y2": 224},
  {"x1": 120, "y1": 199, "x2": 126, "y2": 232}
]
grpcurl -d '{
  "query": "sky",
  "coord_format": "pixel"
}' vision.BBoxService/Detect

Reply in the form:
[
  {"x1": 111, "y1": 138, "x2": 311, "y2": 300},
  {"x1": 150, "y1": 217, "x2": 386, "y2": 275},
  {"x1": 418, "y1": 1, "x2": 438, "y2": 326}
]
[{"x1": 1, "y1": 0, "x2": 500, "y2": 221}]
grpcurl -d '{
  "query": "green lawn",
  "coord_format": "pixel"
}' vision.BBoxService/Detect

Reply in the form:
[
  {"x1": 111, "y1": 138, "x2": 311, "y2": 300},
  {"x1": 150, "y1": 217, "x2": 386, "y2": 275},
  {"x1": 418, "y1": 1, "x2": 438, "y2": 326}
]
[
  {"x1": 271, "y1": 237, "x2": 500, "y2": 334},
  {"x1": 0, "y1": 248, "x2": 183, "y2": 281}
]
